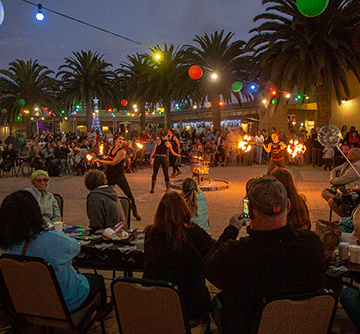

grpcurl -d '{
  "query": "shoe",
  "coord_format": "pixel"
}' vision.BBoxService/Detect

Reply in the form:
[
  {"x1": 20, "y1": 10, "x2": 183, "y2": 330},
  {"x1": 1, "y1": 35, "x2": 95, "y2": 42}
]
[
  {"x1": 176, "y1": 170, "x2": 182, "y2": 176},
  {"x1": 170, "y1": 173, "x2": 176, "y2": 178},
  {"x1": 59, "y1": 174, "x2": 64, "y2": 177}
]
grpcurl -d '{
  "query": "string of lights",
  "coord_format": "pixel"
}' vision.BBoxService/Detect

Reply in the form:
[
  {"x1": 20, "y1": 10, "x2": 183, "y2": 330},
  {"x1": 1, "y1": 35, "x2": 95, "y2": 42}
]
[{"x1": 21, "y1": 0, "x2": 151, "y2": 49}]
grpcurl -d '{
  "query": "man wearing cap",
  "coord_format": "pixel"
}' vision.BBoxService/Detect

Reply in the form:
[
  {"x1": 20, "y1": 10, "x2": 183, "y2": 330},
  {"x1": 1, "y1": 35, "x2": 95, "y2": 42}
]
[{"x1": 204, "y1": 176, "x2": 326, "y2": 334}]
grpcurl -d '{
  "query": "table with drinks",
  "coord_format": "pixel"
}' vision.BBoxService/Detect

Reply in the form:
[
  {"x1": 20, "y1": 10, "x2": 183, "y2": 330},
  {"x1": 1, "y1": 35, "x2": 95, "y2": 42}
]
[
  {"x1": 326, "y1": 234, "x2": 360, "y2": 286},
  {"x1": 59, "y1": 223, "x2": 145, "y2": 276}
]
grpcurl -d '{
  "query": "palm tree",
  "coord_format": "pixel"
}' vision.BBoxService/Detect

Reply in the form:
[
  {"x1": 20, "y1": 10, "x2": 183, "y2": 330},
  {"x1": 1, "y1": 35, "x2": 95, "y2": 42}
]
[
  {"x1": 248, "y1": 0, "x2": 360, "y2": 127},
  {"x1": 185, "y1": 30, "x2": 253, "y2": 130},
  {"x1": 141, "y1": 44, "x2": 190, "y2": 129},
  {"x1": 115, "y1": 53, "x2": 154, "y2": 130},
  {"x1": 0, "y1": 59, "x2": 59, "y2": 135},
  {"x1": 56, "y1": 50, "x2": 115, "y2": 131}
]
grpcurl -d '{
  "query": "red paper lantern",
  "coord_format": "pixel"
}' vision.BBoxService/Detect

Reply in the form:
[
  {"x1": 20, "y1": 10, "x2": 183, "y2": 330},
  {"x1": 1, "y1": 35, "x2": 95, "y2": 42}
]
[
  {"x1": 2, "y1": 109, "x2": 7, "y2": 113},
  {"x1": 188, "y1": 65, "x2": 203, "y2": 80},
  {"x1": 121, "y1": 99, "x2": 128, "y2": 107}
]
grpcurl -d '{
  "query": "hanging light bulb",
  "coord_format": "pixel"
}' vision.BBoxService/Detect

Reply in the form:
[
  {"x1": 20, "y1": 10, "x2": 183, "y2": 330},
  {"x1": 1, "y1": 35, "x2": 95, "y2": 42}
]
[{"x1": 36, "y1": 4, "x2": 44, "y2": 21}]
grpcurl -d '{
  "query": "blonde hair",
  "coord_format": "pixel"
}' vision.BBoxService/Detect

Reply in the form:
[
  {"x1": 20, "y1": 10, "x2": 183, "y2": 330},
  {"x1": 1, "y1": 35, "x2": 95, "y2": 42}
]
[{"x1": 181, "y1": 178, "x2": 198, "y2": 217}]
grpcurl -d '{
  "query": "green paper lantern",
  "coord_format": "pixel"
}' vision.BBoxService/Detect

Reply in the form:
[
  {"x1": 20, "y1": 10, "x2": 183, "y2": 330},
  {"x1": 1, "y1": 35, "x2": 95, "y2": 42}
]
[
  {"x1": 121, "y1": 111, "x2": 124, "y2": 115},
  {"x1": 231, "y1": 81, "x2": 243, "y2": 93},
  {"x1": 272, "y1": 99, "x2": 277, "y2": 105},
  {"x1": 296, "y1": 0, "x2": 329, "y2": 17},
  {"x1": 18, "y1": 99, "x2": 25, "y2": 106}
]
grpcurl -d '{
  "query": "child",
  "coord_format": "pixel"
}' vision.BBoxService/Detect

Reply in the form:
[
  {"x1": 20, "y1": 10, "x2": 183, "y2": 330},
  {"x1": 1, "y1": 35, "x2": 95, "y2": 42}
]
[{"x1": 323, "y1": 143, "x2": 334, "y2": 170}]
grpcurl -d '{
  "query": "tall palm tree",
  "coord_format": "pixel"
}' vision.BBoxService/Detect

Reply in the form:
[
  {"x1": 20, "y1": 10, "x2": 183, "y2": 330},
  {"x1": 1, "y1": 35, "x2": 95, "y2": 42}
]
[
  {"x1": 115, "y1": 53, "x2": 153, "y2": 130},
  {"x1": 248, "y1": 0, "x2": 360, "y2": 127},
  {"x1": 142, "y1": 44, "x2": 190, "y2": 129},
  {"x1": 56, "y1": 50, "x2": 115, "y2": 131},
  {"x1": 185, "y1": 30, "x2": 253, "y2": 130},
  {"x1": 0, "y1": 59, "x2": 59, "y2": 134}
]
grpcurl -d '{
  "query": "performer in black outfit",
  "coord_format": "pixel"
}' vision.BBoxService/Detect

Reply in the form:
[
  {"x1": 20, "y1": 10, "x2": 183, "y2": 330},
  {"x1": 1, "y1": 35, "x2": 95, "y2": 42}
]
[
  {"x1": 169, "y1": 129, "x2": 182, "y2": 178},
  {"x1": 96, "y1": 134, "x2": 141, "y2": 221},
  {"x1": 262, "y1": 132, "x2": 287, "y2": 175},
  {"x1": 150, "y1": 130, "x2": 180, "y2": 193}
]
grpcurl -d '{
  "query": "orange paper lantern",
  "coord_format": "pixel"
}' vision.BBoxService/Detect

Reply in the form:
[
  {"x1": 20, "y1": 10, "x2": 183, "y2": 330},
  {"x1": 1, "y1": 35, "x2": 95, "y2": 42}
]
[{"x1": 188, "y1": 65, "x2": 203, "y2": 80}]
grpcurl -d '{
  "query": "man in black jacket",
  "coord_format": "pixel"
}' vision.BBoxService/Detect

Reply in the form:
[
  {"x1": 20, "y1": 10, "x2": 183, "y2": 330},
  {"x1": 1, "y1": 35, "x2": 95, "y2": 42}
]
[{"x1": 204, "y1": 176, "x2": 326, "y2": 334}]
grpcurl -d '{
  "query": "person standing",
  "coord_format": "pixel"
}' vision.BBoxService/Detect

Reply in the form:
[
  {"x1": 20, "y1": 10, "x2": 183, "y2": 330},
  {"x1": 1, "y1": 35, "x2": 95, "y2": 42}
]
[
  {"x1": 254, "y1": 129, "x2": 264, "y2": 164},
  {"x1": 262, "y1": 132, "x2": 287, "y2": 174},
  {"x1": 96, "y1": 134, "x2": 141, "y2": 221},
  {"x1": 149, "y1": 130, "x2": 180, "y2": 193},
  {"x1": 16, "y1": 130, "x2": 27, "y2": 156},
  {"x1": 169, "y1": 129, "x2": 181, "y2": 178}
]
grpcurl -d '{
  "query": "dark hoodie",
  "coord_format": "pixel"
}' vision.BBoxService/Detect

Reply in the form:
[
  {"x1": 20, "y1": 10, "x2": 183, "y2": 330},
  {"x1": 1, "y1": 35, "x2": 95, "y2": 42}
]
[{"x1": 86, "y1": 185, "x2": 126, "y2": 231}]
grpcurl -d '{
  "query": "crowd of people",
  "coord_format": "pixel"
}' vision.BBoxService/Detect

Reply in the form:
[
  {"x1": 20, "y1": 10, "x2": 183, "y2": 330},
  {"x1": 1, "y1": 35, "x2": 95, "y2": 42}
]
[
  {"x1": 1, "y1": 123, "x2": 359, "y2": 179},
  {"x1": 1, "y1": 124, "x2": 360, "y2": 332}
]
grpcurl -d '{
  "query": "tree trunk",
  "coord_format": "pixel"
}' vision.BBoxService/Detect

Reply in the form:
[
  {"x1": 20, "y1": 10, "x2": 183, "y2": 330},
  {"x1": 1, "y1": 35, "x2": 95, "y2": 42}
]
[
  {"x1": 140, "y1": 106, "x2": 146, "y2": 130},
  {"x1": 164, "y1": 99, "x2": 171, "y2": 130},
  {"x1": 212, "y1": 104, "x2": 221, "y2": 131},
  {"x1": 316, "y1": 73, "x2": 331, "y2": 127},
  {"x1": 86, "y1": 99, "x2": 93, "y2": 131}
]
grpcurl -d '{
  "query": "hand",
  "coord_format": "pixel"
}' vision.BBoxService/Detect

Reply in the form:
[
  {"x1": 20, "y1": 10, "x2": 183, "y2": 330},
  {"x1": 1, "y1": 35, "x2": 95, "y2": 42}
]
[{"x1": 229, "y1": 214, "x2": 246, "y2": 230}]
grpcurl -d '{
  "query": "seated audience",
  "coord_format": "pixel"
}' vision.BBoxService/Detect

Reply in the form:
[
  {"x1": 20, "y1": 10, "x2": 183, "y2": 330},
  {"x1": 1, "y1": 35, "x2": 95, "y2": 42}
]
[
  {"x1": 204, "y1": 176, "x2": 326, "y2": 334},
  {"x1": 271, "y1": 168, "x2": 311, "y2": 229},
  {"x1": 0, "y1": 190, "x2": 112, "y2": 315},
  {"x1": 0, "y1": 143, "x2": 17, "y2": 177},
  {"x1": 322, "y1": 148, "x2": 360, "y2": 217},
  {"x1": 340, "y1": 287, "x2": 360, "y2": 332},
  {"x1": 25, "y1": 170, "x2": 62, "y2": 224},
  {"x1": 181, "y1": 178, "x2": 210, "y2": 233},
  {"x1": 29, "y1": 145, "x2": 45, "y2": 170},
  {"x1": 143, "y1": 192, "x2": 215, "y2": 326},
  {"x1": 84, "y1": 170, "x2": 127, "y2": 231}
]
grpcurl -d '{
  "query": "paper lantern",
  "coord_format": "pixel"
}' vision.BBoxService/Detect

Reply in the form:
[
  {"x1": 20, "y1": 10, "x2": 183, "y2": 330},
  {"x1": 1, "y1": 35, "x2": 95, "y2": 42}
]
[
  {"x1": 121, "y1": 99, "x2": 128, "y2": 106},
  {"x1": 296, "y1": 0, "x2": 329, "y2": 17},
  {"x1": 2, "y1": 109, "x2": 7, "y2": 113},
  {"x1": 18, "y1": 99, "x2": 25, "y2": 106},
  {"x1": 231, "y1": 81, "x2": 243, "y2": 93},
  {"x1": 205, "y1": 101, "x2": 211, "y2": 108},
  {"x1": 188, "y1": 65, "x2": 203, "y2": 80},
  {"x1": 272, "y1": 99, "x2": 277, "y2": 105}
]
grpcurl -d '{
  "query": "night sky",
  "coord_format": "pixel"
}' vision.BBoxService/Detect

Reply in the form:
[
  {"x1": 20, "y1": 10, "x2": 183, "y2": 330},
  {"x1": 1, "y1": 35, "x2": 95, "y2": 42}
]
[{"x1": 0, "y1": 0, "x2": 264, "y2": 73}]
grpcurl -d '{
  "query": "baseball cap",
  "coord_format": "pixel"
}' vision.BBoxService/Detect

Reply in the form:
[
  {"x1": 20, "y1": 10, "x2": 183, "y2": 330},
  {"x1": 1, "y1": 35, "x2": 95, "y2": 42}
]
[{"x1": 247, "y1": 176, "x2": 288, "y2": 215}]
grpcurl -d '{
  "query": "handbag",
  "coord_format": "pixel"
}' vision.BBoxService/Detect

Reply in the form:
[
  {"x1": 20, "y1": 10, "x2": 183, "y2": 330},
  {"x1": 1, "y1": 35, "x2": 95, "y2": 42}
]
[{"x1": 315, "y1": 220, "x2": 342, "y2": 261}]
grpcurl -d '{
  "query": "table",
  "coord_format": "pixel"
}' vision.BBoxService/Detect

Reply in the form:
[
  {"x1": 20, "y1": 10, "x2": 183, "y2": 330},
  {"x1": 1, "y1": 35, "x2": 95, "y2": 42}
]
[
  {"x1": 64, "y1": 225, "x2": 145, "y2": 277},
  {"x1": 326, "y1": 257, "x2": 360, "y2": 287}
]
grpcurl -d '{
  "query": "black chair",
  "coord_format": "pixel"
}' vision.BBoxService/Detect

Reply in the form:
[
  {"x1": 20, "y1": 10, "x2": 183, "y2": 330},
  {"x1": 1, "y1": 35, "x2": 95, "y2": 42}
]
[
  {"x1": 118, "y1": 196, "x2": 131, "y2": 229},
  {"x1": 54, "y1": 193, "x2": 64, "y2": 219},
  {"x1": 0, "y1": 254, "x2": 106, "y2": 334},
  {"x1": 251, "y1": 289, "x2": 338, "y2": 334},
  {"x1": 111, "y1": 277, "x2": 191, "y2": 334}
]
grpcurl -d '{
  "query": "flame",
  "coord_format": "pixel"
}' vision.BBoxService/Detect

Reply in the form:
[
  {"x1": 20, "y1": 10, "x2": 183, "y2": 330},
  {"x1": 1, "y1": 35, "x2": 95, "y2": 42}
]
[
  {"x1": 193, "y1": 166, "x2": 209, "y2": 174},
  {"x1": 136, "y1": 143, "x2": 144, "y2": 149},
  {"x1": 86, "y1": 154, "x2": 93, "y2": 161},
  {"x1": 238, "y1": 135, "x2": 253, "y2": 152},
  {"x1": 99, "y1": 144, "x2": 104, "y2": 155},
  {"x1": 287, "y1": 139, "x2": 306, "y2": 158}
]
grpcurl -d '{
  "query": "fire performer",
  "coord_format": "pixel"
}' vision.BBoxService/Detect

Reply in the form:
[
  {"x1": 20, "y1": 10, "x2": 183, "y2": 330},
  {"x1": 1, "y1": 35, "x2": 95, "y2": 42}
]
[
  {"x1": 169, "y1": 129, "x2": 182, "y2": 178},
  {"x1": 150, "y1": 130, "x2": 180, "y2": 193},
  {"x1": 263, "y1": 132, "x2": 287, "y2": 175},
  {"x1": 95, "y1": 134, "x2": 141, "y2": 221}
]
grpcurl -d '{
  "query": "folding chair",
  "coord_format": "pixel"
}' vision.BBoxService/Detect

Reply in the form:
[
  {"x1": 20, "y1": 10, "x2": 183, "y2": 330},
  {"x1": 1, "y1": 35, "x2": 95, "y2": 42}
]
[
  {"x1": 252, "y1": 289, "x2": 338, "y2": 334},
  {"x1": 111, "y1": 277, "x2": 191, "y2": 334},
  {"x1": 54, "y1": 193, "x2": 64, "y2": 219},
  {"x1": 118, "y1": 196, "x2": 131, "y2": 229},
  {"x1": 0, "y1": 254, "x2": 106, "y2": 334}
]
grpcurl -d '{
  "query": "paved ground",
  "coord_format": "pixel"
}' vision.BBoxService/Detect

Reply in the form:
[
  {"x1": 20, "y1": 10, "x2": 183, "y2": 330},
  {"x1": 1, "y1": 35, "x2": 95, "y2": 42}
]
[
  {"x1": 0, "y1": 163, "x2": 339, "y2": 237},
  {"x1": 2, "y1": 164, "x2": 359, "y2": 334}
]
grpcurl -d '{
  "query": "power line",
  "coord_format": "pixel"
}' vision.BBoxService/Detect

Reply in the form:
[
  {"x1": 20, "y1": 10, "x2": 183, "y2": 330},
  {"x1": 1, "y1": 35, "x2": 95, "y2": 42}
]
[{"x1": 21, "y1": 0, "x2": 152, "y2": 49}]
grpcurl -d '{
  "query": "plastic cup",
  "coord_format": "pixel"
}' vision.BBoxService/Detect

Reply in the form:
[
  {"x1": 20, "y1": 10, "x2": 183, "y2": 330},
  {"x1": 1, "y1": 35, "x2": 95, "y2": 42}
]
[
  {"x1": 54, "y1": 221, "x2": 63, "y2": 232},
  {"x1": 103, "y1": 228, "x2": 118, "y2": 240},
  {"x1": 338, "y1": 242, "x2": 350, "y2": 260},
  {"x1": 346, "y1": 235, "x2": 358, "y2": 245},
  {"x1": 350, "y1": 245, "x2": 360, "y2": 264}
]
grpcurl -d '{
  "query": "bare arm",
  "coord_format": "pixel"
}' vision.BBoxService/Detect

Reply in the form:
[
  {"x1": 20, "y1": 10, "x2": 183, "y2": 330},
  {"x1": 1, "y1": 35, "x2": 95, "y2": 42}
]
[
  {"x1": 279, "y1": 141, "x2": 287, "y2": 150},
  {"x1": 166, "y1": 142, "x2": 180, "y2": 156},
  {"x1": 98, "y1": 149, "x2": 126, "y2": 166},
  {"x1": 262, "y1": 142, "x2": 272, "y2": 153}
]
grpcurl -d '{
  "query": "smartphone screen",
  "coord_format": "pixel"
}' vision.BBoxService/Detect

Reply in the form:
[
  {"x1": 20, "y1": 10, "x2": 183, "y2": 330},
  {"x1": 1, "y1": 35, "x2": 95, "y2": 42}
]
[{"x1": 243, "y1": 197, "x2": 250, "y2": 220}]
